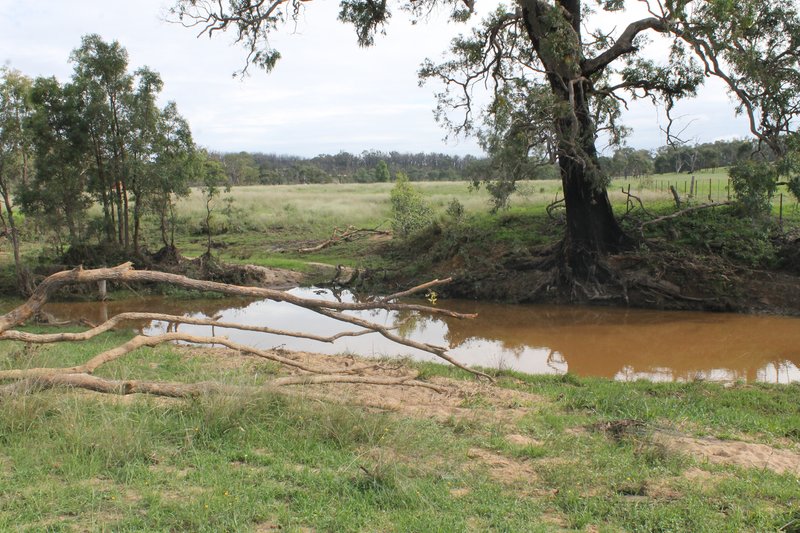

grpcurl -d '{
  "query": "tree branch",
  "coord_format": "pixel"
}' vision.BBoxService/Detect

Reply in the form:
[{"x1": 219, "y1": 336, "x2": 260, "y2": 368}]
[{"x1": 581, "y1": 17, "x2": 669, "y2": 77}]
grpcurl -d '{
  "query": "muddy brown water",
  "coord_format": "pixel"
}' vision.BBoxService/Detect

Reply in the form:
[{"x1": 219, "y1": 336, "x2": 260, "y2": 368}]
[{"x1": 42, "y1": 288, "x2": 800, "y2": 384}]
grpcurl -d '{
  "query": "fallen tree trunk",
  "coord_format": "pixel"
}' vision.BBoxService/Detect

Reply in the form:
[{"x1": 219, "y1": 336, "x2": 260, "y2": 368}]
[
  {"x1": 296, "y1": 225, "x2": 391, "y2": 253},
  {"x1": 639, "y1": 201, "x2": 733, "y2": 234},
  {"x1": 0, "y1": 264, "x2": 488, "y2": 401}
]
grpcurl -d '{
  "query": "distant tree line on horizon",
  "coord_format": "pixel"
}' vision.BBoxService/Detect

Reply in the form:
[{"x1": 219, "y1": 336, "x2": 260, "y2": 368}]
[
  {"x1": 209, "y1": 150, "x2": 489, "y2": 185},
  {"x1": 598, "y1": 139, "x2": 761, "y2": 179},
  {"x1": 211, "y1": 138, "x2": 763, "y2": 187}
]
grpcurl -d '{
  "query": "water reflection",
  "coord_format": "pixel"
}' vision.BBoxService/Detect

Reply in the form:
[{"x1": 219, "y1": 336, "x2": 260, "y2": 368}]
[{"x1": 42, "y1": 288, "x2": 800, "y2": 384}]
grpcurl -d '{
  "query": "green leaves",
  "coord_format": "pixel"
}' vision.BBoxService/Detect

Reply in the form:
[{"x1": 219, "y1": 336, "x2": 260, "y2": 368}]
[
  {"x1": 389, "y1": 172, "x2": 433, "y2": 237},
  {"x1": 338, "y1": 0, "x2": 391, "y2": 47},
  {"x1": 729, "y1": 159, "x2": 778, "y2": 216}
]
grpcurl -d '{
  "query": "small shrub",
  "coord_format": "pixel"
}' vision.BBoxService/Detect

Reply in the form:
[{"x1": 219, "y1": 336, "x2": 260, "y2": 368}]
[
  {"x1": 445, "y1": 197, "x2": 465, "y2": 221},
  {"x1": 389, "y1": 172, "x2": 433, "y2": 237},
  {"x1": 729, "y1": 160, "x2": 777, "y2": 216}
]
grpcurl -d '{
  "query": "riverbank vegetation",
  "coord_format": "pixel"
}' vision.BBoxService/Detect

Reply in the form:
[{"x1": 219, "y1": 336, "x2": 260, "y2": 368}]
[{"x1": 2, "y1": 169, "x2": 799, "y2": 310}]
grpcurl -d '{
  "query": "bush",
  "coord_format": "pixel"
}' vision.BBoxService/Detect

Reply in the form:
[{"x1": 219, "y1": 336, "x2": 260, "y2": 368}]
[
  {"x1": 729, "y1": 160, "x2": 777, "y2": 216},
  {"x1": 445, "y1": 198, "x2": 465, "y2": 222},
  {"x1": 389, "y1": 172, "x2": 433, "y2": 237}
]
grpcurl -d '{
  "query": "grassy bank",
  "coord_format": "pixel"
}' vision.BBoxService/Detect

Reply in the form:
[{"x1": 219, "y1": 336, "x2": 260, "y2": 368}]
[
  {"x1": 0, "y1": 328, "x2": 798, "y2": 531},
  {"x1": 143, "y1": 171, "x2": 795, "y2": 276}
]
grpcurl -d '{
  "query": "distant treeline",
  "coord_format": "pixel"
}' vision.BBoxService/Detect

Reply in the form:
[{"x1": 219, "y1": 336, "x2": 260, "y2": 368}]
[
  {"x1": 212, "y1": 139, "x2": 764, "y2": 186},
  {"x1": 209, "y1": 150, "x2": 488, "y2": 185},
  {"x1": 598, "y1": 139, "x2": 762, "y2": 179}
]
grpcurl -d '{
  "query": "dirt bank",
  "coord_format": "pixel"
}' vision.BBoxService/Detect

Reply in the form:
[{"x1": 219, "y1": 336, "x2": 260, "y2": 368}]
[{"x1": 371, "y1": 218, "x2": 800, "y2": 316}]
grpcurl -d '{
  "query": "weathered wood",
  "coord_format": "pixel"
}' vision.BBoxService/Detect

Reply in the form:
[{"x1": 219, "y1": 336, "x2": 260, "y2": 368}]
[
  {"x1": 0, "y1": 372, "x2": 445, "y2": 399},
  {"x1": 0, "y1": 264, "x2": 487, "y2": 400},
  {"x1": 296, "y1": 225, "x2": 391, "y2": 253},
  {"x1": 0, "y1": 263, "x2": 474, "y2": 334},
  {"x1": 640, "y1": 201, "x2": 733, "y2": 233}
]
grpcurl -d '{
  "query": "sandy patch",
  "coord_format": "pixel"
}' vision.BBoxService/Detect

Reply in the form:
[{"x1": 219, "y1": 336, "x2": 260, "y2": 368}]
[
  {"x1": 254, "y1": 521, "x2": 282, "y2": 531},
  {"x1": 466, "y1": 447, "x2": 540, "y2": 486},
  {"x1": 505, "y1": 434, "x2": 543, "y2": 447},
  {"x1": 653, "y1": 432, "x2": 800, "y2": 476},
  {"x1": 282, "y1": 351, "x2": 546, "y2": 421}
]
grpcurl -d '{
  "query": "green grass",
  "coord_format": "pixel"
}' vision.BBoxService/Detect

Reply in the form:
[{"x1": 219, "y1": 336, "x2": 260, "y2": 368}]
[
  {"x1": 3, "y1": 170, "x2": 798, "y2": 286},
  {"x1": 0, "y1": 328, "x2": 798, "y2": 531},
  {"x1": 159, "y1": 173, "x2": 798, "y2": 268}
]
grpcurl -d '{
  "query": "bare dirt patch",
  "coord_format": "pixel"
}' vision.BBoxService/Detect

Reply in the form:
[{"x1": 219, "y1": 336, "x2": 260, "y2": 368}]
[
  {"x1": 466, "y1": 447, "x2": 540, "y2": 486},
  {"x1": 0, "y1": 454, "x2": 12, "y2": 477},
  {"x1": 645, "y1": 466, "x2": 729, "y2": 500},
  {"x1": 505, "y1": 434, "x2": 543, "y2": 447},
  {"x1": 173, "y1": 346, "x2": 547, "y2": 423},
  {"x1": 254, "y1": 520, "x2": 283, "y2": 531},
  {"x1": 653, "y1": 432, "x2": 800, "y2": 475}
]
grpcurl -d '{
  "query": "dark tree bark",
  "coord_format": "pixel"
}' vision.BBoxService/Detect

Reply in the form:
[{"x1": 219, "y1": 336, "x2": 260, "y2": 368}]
[{"x1": 522, "y1": 0, "x2": 629, "y2": 276}]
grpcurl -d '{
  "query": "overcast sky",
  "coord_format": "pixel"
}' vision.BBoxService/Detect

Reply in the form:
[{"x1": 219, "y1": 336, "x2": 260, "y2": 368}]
[{"x1": 2, "y1": 0, "x2": 753, "y2": 157}]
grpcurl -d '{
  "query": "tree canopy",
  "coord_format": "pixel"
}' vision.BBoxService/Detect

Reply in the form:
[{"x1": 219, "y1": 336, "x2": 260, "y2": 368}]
[{"x1": 0, "y1": 35, "x2": 212, "y2": 287}]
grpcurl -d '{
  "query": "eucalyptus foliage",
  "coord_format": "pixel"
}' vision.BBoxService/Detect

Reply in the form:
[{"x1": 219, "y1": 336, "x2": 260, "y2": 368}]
[{"x1": 17, "y1": 35, "x2": 202, "y2": 254}]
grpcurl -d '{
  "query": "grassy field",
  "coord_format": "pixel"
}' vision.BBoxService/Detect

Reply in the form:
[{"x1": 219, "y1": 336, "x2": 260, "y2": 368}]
[
  {"x1": 3, "y1": 168, "x2": 797, "y2": 277},
  {"x1": 0, "y1": 326, "x2": 798, "y2": 531},
  {"x1": 155, "y1": 169, "x2": 798, "y2": 272}
]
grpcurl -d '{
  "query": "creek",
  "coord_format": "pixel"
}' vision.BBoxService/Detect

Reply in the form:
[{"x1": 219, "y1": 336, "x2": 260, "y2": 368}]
[{"x1": 43, "y1": 288, "x2": 800, "y2": 384}]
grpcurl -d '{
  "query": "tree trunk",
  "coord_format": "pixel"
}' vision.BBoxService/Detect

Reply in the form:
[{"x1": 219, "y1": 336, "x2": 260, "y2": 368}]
[
  {"x1": 0, "y1": 182, "x2": 28, "y2": 294},
  {"x1": 522, "y1": 0, "x2": 628, "y2": 278},
  {"x1": 115, "y1": 180, "x2": 124, "y2": 245},
  {"x1": 132, "y1": 187, "x2": 141, "y2": 253},
  {"x1": 551, "y1": 80, "x2": 628, "y2": 276},
  {"x1": 560, "y1": 155, "x2": 627, "y2": 271},
  {"x1": 159, "y1": 197, "x2": 170, "y2": 248},
  {"x1": 90, "y1": 132, "x2": 114, "y2": 242},
  {"x1": 122, "y1": 181, "x2": 130, "y2": 250}
]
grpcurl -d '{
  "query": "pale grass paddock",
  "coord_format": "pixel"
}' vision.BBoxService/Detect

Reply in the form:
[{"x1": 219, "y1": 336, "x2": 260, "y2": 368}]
[{"x1": 174, "y1": 170, "x2": 732, "y2": 230}]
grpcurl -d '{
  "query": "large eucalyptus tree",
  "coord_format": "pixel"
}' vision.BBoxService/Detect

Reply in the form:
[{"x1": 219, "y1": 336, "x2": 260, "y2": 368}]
[{"x1": 172, "y1": 0, "x2": 800, "y2": 280}]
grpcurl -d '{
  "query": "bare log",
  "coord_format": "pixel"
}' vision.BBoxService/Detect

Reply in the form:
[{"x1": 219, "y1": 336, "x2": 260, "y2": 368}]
[
  {"x1": 0, "y1": 263, "x2": 473, "y2": 333},
  {"x1": 0, "y1": 372, "x2": 445, "y2": 399},
  {"x1": 0, "y1": 264, "x2": 487, "y2": 400},
  {"x1": 640, "y1": 201, "x2": 733, "y2": 233},
  {"x1": 296, "y1": 225, "x2": 391, "y2": 253},
  {"x1": 1, "y1": 312, "x2": 386, "y2": 345},
  {"x1": 0, "y1": 332, "x2": 399, "y2": 381}
]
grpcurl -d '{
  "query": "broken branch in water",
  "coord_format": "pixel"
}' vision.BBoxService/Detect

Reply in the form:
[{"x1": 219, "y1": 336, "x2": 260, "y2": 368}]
[{"x1": 0, "y1": 264, "x2": 487, "y2": 400}]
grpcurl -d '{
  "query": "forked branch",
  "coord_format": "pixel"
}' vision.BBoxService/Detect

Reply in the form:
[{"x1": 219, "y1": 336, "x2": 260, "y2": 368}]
[{"x1": 0, "y1": 264, "x2": 486, "y2": 401}]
